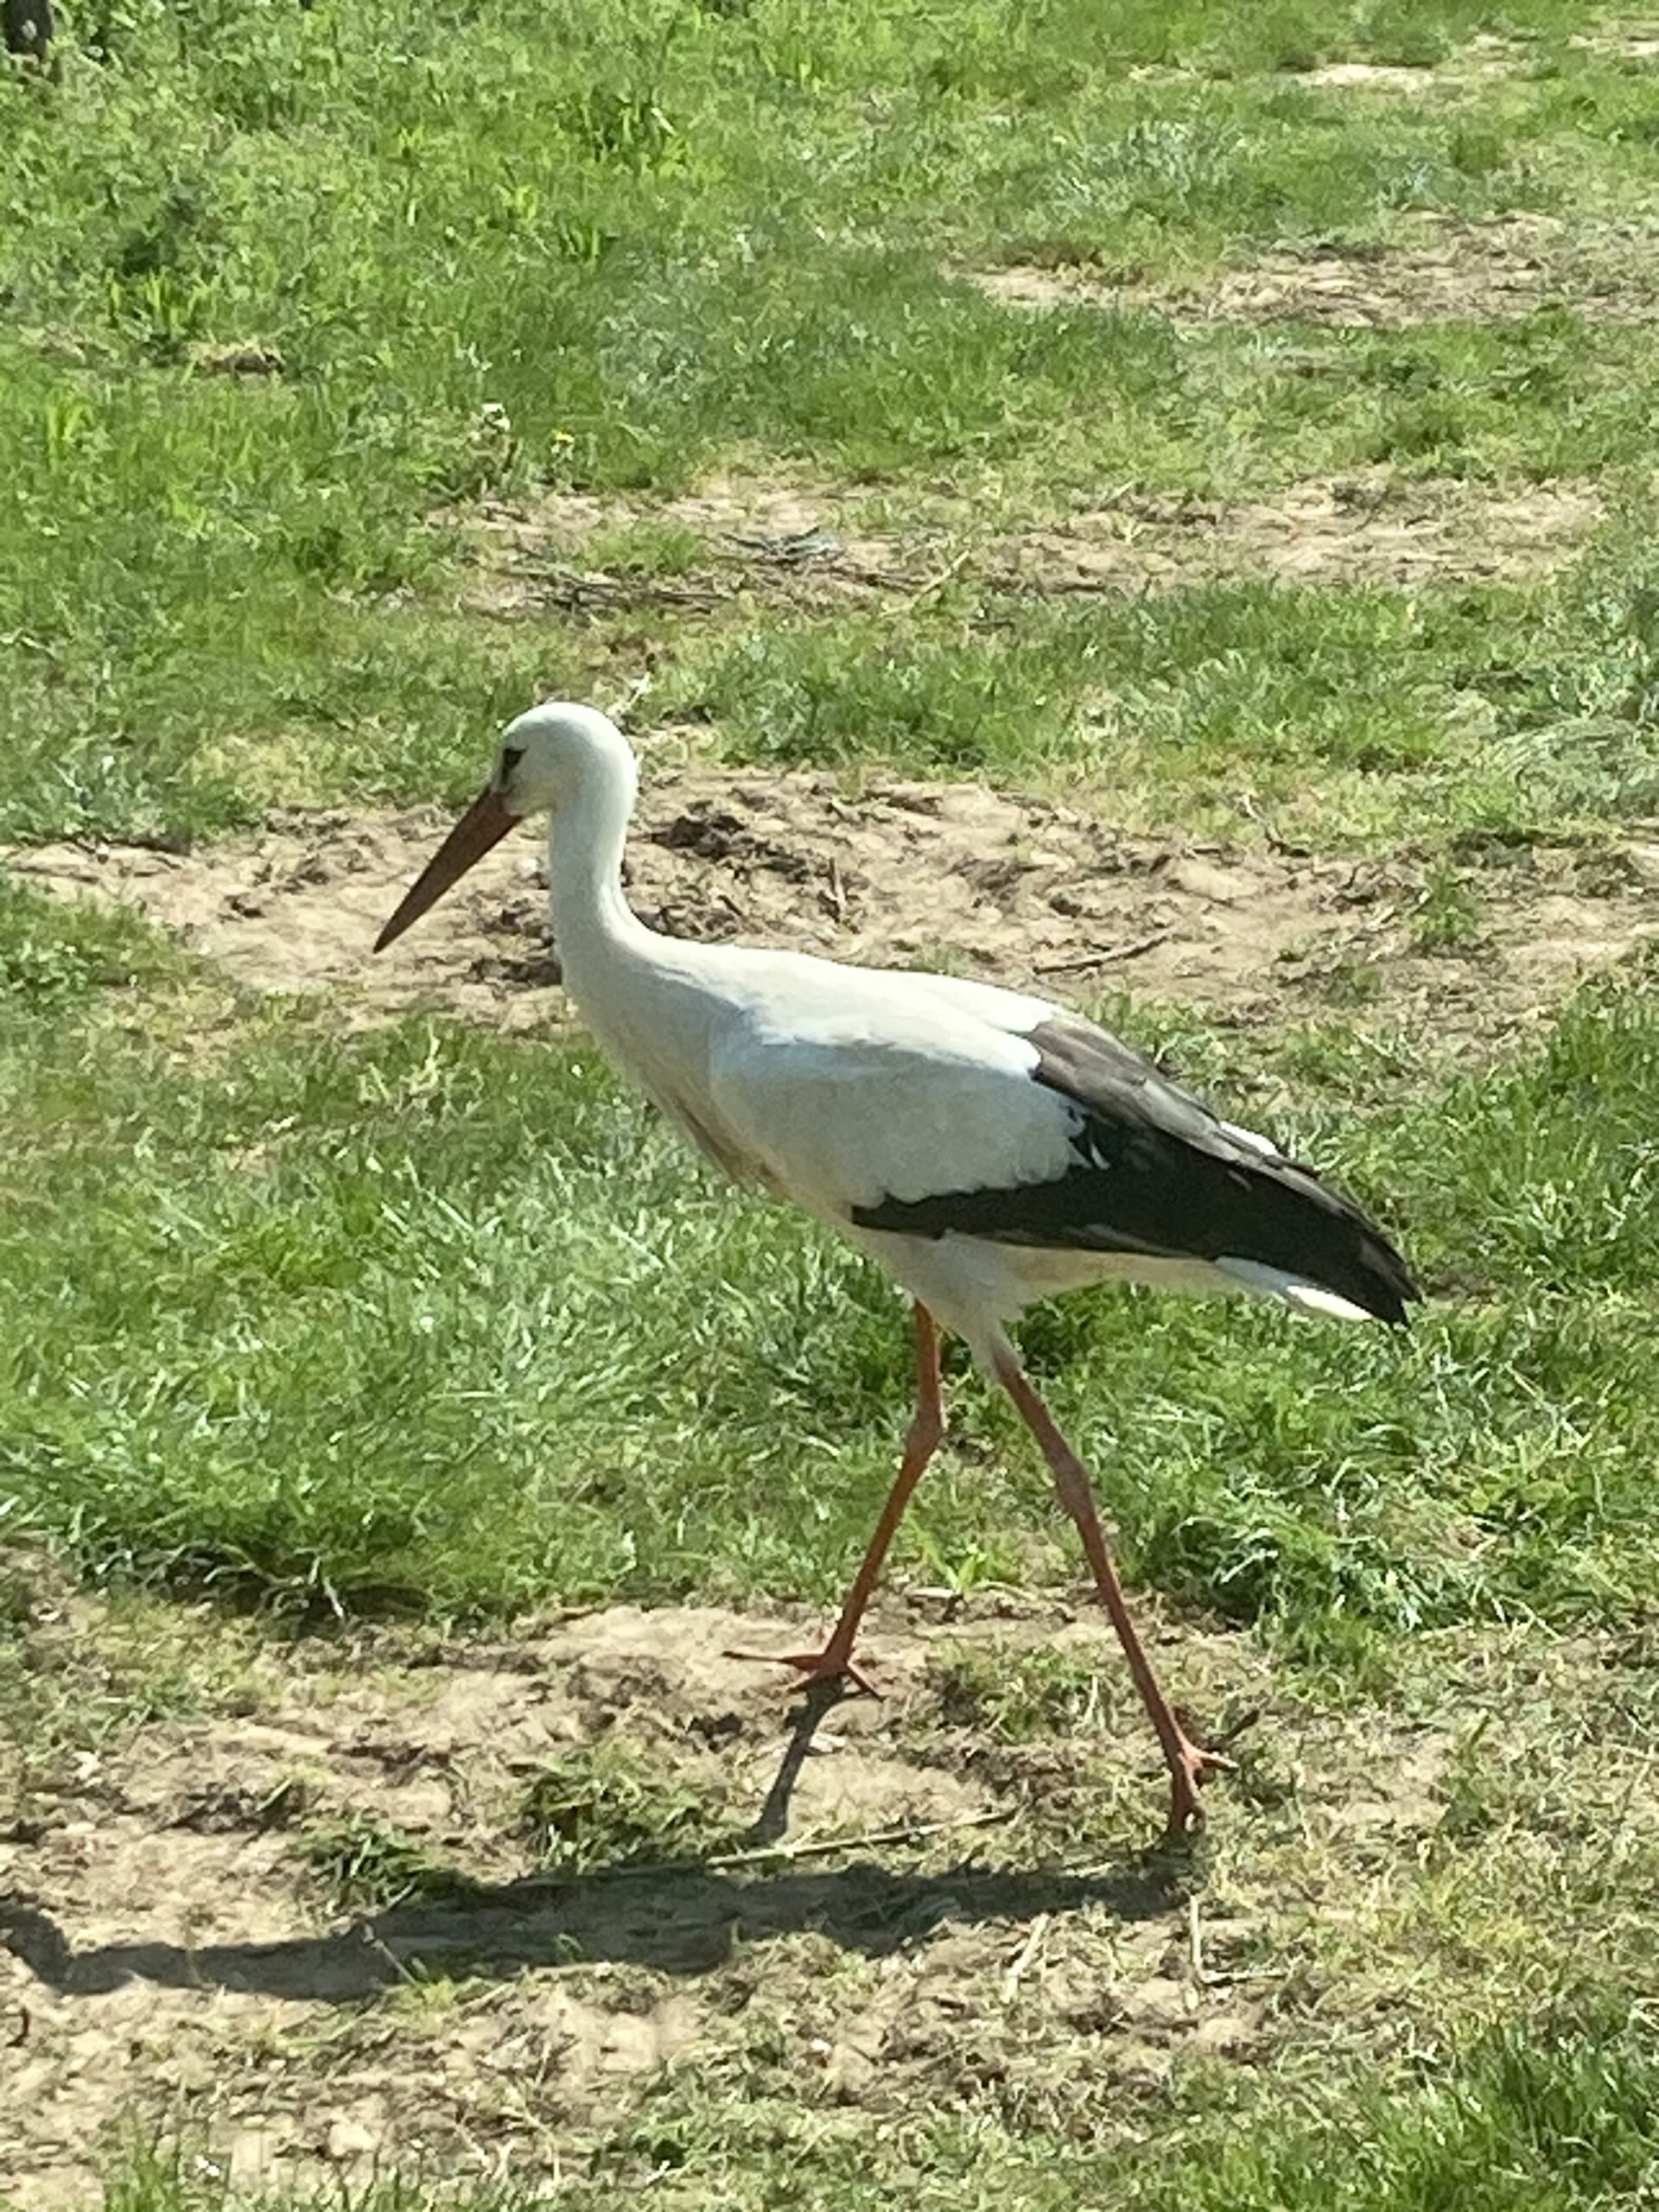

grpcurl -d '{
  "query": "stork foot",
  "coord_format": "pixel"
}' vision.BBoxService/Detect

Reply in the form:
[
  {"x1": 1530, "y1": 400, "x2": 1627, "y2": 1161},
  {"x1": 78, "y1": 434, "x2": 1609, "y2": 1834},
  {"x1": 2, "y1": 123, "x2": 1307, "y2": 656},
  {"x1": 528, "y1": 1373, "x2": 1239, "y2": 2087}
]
[
  {"x1": 724, "y1": 1642, "x2": 881, "y2": 1698},
  {"x1": 1163, "y1": 1733, "x2": 1234, "y2": 1842}
]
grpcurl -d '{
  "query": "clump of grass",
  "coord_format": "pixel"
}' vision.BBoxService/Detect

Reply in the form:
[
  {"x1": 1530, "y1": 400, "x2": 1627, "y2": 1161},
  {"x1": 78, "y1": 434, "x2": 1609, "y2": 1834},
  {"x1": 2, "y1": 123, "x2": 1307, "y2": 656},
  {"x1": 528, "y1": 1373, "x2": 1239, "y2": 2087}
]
[
  {"x1": 297, "y1": 1808, "x2": 468, "y2": 1915},
  {"x1": 1408, "y1": 861, "x2": 1485, "y2": 952},
  {"x1": 521, "y1": 1738, "x2": 732, "y2": 1873},
  {"x1": 0, "y1": 876, "x2": 188, "y2": 1008},
  {"x1": 929, "y1": 1643, "x2": 1104, "y2": 1740},
  {"x1": 1128, "y1": 1994, "x2": 1659, "y2": 2212},
  {"x1": 103, "y1": 2144, "x2": 544, "y2": 2212}
]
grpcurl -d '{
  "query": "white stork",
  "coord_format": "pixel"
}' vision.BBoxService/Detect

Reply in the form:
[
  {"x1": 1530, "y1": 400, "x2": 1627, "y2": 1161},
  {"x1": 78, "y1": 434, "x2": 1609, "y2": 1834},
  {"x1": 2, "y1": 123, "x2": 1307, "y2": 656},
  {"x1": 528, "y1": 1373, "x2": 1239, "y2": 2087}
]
[{"x1": 376, "y1": 702, "x2": 1418, "y2": 1837}]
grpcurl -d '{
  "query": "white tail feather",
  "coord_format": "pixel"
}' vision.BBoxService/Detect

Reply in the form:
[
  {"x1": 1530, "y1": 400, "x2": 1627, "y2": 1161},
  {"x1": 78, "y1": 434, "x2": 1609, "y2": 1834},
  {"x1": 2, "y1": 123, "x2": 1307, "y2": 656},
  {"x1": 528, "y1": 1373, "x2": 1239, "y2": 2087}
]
[{"x1": 1216, "y1": 1255, "x2": 1377, "y2": 1323}]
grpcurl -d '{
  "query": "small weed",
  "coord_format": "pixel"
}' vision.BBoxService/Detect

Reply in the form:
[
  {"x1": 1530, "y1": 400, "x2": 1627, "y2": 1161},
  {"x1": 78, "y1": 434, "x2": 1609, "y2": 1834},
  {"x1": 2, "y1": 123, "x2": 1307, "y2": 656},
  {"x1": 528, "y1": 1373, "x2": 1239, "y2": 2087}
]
[
  {"x1": 586, "y1": 520, "x2": 709, "y2": 579},
  {"x1": 1409, "y1": 861, "x2": 1485, "y2": 952},
  {"x1": 564, "y1": 85, "x2": 680, "y2": 173},
  {"x1": 1430, "y1": 1713, "x2": 1505, "y2": 1845},
  {"x1": 1306, "y1": 954, "x2": 1385, "y2": 1005},
  {"x1": 0, "y1": 880, "x2": 182, "y2": 1009}
]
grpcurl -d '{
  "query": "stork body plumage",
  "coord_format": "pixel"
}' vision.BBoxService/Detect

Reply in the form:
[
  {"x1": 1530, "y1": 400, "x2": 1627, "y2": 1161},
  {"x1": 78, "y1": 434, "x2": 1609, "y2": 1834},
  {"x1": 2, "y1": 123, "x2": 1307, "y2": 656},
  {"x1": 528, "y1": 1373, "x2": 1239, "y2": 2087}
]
[{"x1": 377, "y1": 702, "x2": 1418, "y2": 1836}]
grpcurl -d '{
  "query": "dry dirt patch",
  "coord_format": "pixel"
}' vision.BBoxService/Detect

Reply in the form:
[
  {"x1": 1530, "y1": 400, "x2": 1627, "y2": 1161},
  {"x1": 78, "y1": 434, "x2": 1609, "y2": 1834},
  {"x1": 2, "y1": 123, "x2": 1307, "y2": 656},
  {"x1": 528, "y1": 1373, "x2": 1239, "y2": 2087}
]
[
  {"x1": 1, "y1": 1592, "x2": 1280, "y2": 2204},
  {"x1": 971, "y1": 213, "x2": 1659, "y2": 327},
  {"x1": 1322, "y1": 26, "x2": 1659, "y2": 72},
  {"x1": 1570, "y1": 23, "x2": 1659, "y2": 63},
  {"x1": 1288, "y1": 52, "x2": 1516, "y2": 92},
  {"x1": 1005, "y1": 475, "x2": 1598, "y2": 590},
  {"x1": 448, "y1": 473, "x2": 910, "y2": 619},
  {"x1": 452, "y1": 465, "x2": 1598, "y2": 613},
  {"x1": 1127, "y1": 33, "x2": 1534, "y2": 91},
  {"x1": 5, "y1": 1580, "x2": 1649, "y2": 2206},
  {"x1": 7, "y1": 767, "x2": 1656, "y2": 1052}
]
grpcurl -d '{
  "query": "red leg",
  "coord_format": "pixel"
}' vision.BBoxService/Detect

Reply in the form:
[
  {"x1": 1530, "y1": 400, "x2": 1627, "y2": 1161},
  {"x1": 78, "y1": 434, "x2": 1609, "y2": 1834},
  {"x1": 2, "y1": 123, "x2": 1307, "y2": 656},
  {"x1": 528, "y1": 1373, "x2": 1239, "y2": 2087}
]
[
  {"x1": 729, "y1": 1304, "x2": 944, "y2": 1695},
  {"x1": 995, "y1": 1350, "x2": 1228, "y2": 1839}
]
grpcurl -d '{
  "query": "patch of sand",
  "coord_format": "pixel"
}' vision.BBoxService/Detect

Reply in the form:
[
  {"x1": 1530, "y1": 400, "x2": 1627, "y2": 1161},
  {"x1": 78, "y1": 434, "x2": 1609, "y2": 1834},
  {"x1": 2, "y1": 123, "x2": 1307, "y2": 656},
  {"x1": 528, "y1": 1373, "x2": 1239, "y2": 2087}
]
[
  {"x1": 0, "y1": 1594, "x2": 1268, "y2": 2204},
  {"x1": 5, "y1": 772, "x2": 1655, "y2": 1054},
  {"x1": 969, "y1": 214, "x2": 1659, "y2": 327},
  {"x1": 449, "y1": 463, "x2": 1599, "y2": 618}
]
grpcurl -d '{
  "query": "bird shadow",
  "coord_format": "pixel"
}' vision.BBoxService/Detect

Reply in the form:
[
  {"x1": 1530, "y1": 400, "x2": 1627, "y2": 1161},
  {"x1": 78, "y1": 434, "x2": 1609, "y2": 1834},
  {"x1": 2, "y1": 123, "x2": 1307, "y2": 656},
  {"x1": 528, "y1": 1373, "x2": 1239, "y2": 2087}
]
[
  {"x1": 2, "y1": 1853, "x2": 1177, "y2": 2005},
  {"x1": 2, "y1": 1683, "x2": 1189, "y2": 2006}
]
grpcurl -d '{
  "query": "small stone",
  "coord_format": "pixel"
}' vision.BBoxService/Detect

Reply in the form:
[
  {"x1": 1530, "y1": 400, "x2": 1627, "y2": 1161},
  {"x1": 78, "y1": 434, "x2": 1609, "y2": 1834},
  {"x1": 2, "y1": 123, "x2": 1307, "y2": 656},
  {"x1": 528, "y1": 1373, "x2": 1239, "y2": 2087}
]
[{"x1": 325, "y1": 2115, "x2": 379, "y2": 2161}]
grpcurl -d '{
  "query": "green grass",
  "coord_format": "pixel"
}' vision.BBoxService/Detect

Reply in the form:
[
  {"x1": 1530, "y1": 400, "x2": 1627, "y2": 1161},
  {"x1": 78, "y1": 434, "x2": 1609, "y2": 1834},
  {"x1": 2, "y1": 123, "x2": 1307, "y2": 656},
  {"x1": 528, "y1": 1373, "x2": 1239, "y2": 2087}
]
[
  {"x1": 573, "y1": 1998, "x2": 1659, "y2": 2208},
  {"x1": 6, "y1": 0, "x2": 1659, "y2": 845},
  {"x1": 658, "y1": 543, "x2": 1659, "y2": 843},
  {"x1": 297, "y1": 1808, "x2": 474, "y2": 1913},
  {"x1": 3, "y1": 891, "x2": 1654, "y2": 1673}
]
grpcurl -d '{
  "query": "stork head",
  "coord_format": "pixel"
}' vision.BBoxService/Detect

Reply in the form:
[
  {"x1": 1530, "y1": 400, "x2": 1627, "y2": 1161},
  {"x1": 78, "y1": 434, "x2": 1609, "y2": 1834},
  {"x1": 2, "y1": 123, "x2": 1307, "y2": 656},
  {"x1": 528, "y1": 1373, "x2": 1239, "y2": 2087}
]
[{"x1": 373, "y1": 701, "x2": 634, "y2": 953}]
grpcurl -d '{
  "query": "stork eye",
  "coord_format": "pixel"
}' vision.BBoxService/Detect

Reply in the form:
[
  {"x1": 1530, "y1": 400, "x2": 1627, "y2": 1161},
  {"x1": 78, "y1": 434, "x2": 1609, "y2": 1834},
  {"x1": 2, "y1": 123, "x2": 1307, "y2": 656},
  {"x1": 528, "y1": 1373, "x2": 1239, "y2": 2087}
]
[{"x1": 499, "y1": 744, "x2": 524, "y2": 779}]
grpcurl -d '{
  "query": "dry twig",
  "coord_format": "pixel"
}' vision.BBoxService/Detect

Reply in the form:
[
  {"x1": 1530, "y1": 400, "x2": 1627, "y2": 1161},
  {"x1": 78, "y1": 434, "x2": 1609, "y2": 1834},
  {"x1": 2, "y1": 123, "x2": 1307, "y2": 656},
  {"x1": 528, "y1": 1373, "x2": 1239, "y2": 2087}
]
[
  {"x1": 1034, "y1": 925, "x2": 1175, "y2": 976},
  {"x1": 1001, "y1": 1911, "x2": 1051, "y2": 2002}
]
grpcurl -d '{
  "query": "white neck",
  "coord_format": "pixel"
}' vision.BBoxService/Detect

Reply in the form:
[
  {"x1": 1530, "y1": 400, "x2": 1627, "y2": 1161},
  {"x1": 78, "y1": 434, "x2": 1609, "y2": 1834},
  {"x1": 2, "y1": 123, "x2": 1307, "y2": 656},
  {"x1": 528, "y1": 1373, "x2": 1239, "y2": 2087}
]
[{"x1": 543, "y1": 753, "x2": 653, "y2": 981}]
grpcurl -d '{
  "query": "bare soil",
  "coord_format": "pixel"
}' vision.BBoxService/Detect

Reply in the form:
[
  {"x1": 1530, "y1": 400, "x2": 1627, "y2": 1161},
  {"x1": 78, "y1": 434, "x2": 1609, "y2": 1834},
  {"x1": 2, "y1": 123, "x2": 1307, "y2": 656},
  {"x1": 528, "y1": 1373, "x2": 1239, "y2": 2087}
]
[
  {"x1": 6, "y1": 1565, "x2": 1649, "y2": 2208},
  {"x1": 970, "y1": 213, "x2": 1659, "y2": 327},
  {"x1": 1287, "y1": 48, "x2": 1517, "y2": 92},
  {"x1": 8, "y1": 770, "x2": 1656, "y2": 1054},
  {"x1": 0, "y1": 1576, "x2": 1418, "y2": 2206},
  {"x1": 998, "y1": 475, "x2": 1599, "y2": 591},
  {"x1": 1569, "y1": 23, "x2": 1659, "y2": 63},
  {"x1": 1137, "y1": 28, "x2": 1659, "y2": 86},
  {"x1": 450, "y1": 467, "x2": 1598, "y2": 616}
]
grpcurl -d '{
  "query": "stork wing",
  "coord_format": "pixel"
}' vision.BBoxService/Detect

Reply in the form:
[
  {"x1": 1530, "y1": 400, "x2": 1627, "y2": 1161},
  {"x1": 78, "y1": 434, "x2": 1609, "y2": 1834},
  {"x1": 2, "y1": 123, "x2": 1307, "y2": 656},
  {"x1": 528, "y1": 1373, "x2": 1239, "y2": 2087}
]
[
  {"x1": 708, "y1": 1005, "x2": 1074, "y2": 1216},
  {"x1": 711, "y1": 1001, "x2": 1418, "y2": 1326}
]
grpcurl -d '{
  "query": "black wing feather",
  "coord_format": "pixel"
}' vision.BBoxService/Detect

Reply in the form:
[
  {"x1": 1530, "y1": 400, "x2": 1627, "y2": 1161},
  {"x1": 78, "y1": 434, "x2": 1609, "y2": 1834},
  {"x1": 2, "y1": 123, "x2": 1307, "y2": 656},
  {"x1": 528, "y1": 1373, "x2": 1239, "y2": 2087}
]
[{"x1": 851, "y1": 1014, "x2": 1419, "y2": 1326}]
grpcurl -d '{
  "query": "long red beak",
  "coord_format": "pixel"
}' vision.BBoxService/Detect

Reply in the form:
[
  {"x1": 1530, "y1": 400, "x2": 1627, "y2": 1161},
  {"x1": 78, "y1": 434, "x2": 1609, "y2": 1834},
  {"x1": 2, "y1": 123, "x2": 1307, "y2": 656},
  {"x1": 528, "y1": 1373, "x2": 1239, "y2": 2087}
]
[{"x1": 373, "y1": 786, "x2": 518, "y2": 952}]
